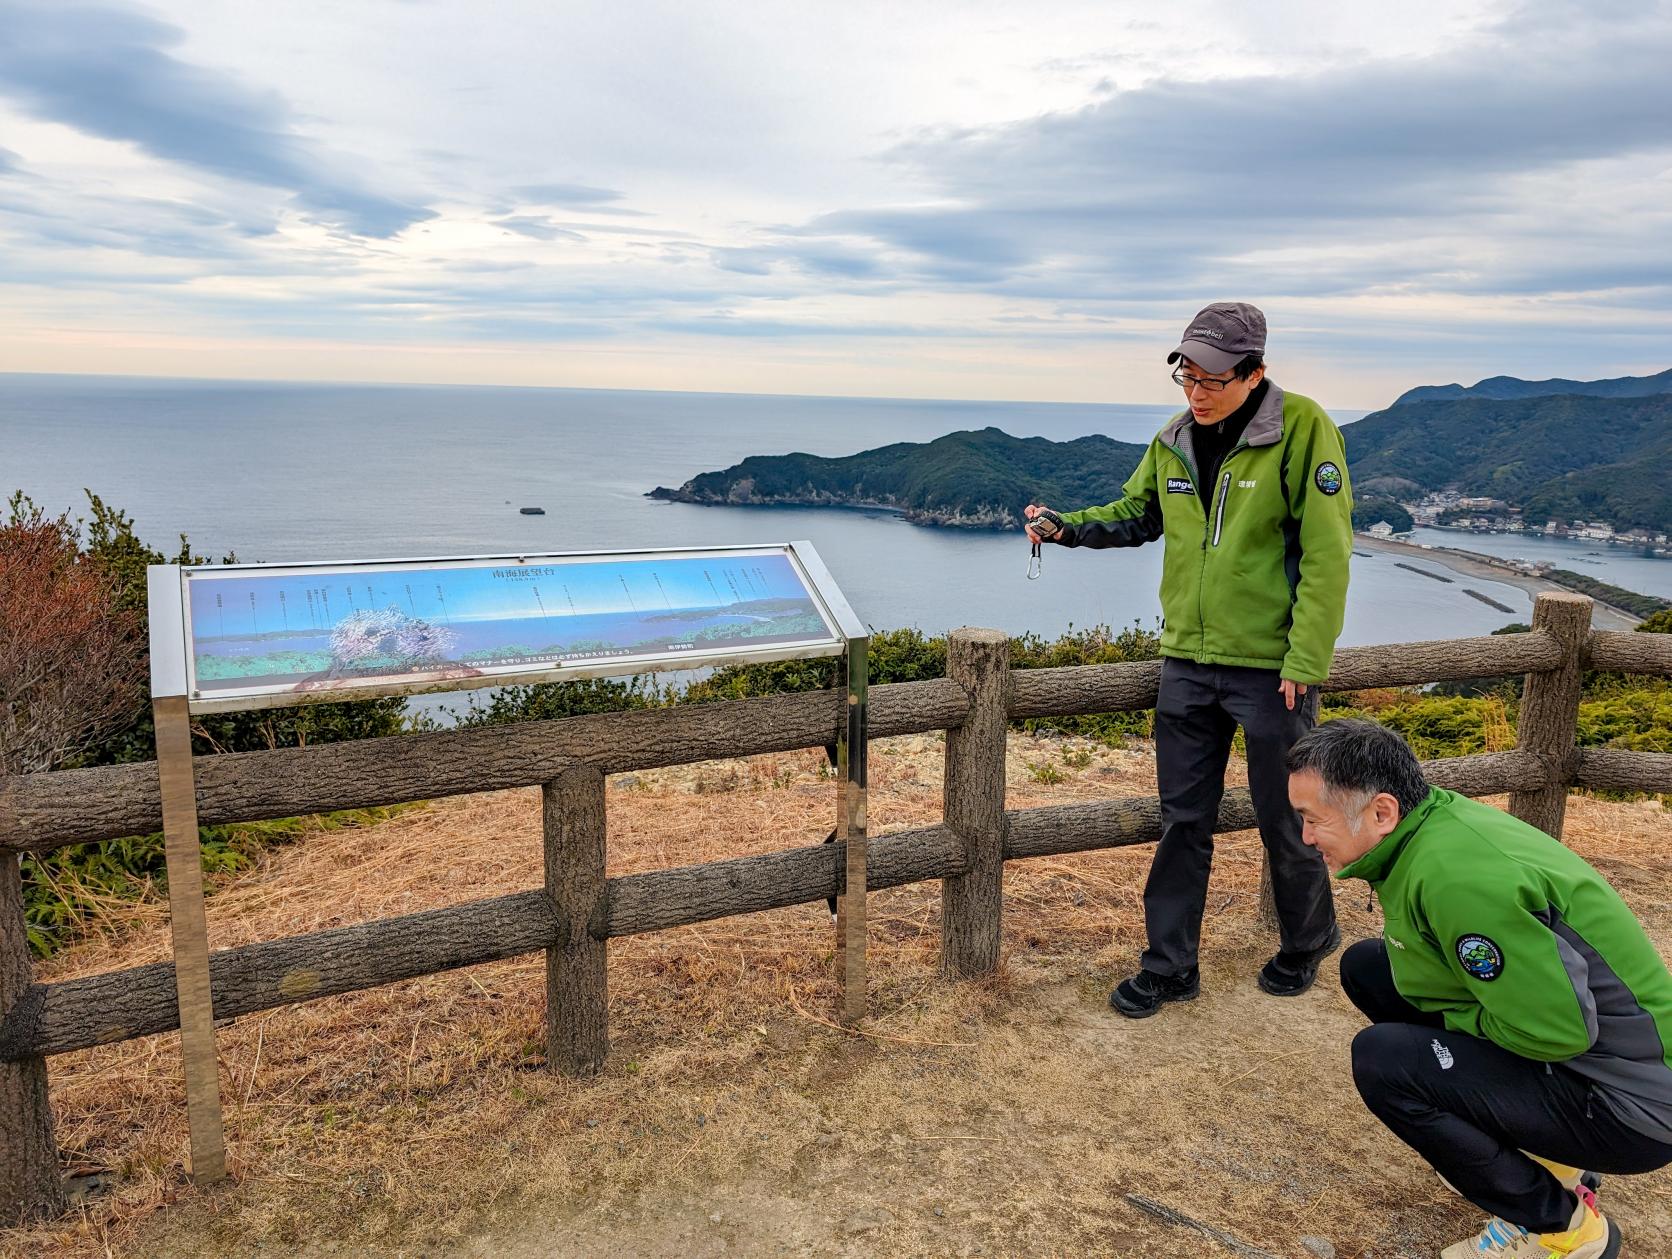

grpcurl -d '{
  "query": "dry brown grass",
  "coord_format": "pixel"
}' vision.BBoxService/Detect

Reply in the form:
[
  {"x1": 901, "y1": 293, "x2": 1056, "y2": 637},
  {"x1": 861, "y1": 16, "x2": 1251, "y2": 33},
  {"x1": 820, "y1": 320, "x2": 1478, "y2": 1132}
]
[{"x1": 5, "y1": 734, "x2": 1672, "y2": 1258}]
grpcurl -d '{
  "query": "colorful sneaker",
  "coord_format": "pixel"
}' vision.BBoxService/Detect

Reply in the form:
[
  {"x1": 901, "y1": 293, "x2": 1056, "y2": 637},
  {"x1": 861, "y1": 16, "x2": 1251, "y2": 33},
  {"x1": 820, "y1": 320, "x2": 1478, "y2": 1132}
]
[
  {"x1": 1108, "y1": 967, "x2": 1198, "y2": 1019},
  {"x1": 1438, "y1": 1196, "x2": 1620, "y2": 1258}
]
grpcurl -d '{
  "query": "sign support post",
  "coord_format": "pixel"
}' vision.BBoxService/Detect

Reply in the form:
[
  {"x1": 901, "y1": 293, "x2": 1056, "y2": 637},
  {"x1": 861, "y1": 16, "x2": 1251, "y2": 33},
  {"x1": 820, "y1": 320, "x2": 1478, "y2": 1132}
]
[
  {"x1": 146, "y1": 569, "x2": 227, "y2": 1183},
  {"x1": 836, "y1": 633, "x2": 868, "y2": 1023}
]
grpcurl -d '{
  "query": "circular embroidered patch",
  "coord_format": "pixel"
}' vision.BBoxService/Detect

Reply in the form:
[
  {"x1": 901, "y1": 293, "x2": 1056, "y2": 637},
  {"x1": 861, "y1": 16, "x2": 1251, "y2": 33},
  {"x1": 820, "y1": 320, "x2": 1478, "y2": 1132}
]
[
  {"x1": 1456, "y1": 934, "x2": 1505, "y2": 982},
  {"x1": 1315, "y1": 462, "x2": 1343, "y2": 495}
]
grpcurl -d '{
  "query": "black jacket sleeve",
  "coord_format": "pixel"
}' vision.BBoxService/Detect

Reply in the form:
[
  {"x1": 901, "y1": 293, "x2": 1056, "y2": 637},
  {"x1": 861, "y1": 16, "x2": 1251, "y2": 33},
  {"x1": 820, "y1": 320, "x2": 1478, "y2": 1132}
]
[{"x1": 1056, "y1": 502, "x2": 1163, "y2": 549}]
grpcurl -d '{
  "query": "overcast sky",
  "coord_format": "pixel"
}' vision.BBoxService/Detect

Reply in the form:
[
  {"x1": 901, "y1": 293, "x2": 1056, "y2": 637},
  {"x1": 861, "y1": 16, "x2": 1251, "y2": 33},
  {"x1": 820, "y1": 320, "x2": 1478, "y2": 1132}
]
[{"x1": 1, "y1": 0, "x2": 1669, "y2": 407}]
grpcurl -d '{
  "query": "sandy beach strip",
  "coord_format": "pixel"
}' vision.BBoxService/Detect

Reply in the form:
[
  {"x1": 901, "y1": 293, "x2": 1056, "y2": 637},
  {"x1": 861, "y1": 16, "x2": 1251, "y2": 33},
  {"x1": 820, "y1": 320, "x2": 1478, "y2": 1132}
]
[{"x1": 1353, "y1": 532, "x2": 1642, "y2": 631}]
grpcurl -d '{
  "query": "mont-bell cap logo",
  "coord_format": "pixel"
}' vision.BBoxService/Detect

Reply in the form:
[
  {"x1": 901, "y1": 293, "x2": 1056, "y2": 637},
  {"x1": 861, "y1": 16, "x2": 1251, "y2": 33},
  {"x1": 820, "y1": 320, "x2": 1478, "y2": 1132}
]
[{"x1": 1167, "y1": 302, "x2": 1267, "y2": 375}]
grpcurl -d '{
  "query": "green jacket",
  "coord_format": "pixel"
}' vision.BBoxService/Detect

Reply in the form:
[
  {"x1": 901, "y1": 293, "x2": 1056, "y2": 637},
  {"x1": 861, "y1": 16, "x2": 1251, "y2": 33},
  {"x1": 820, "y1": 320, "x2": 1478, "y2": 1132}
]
[
  {"x1": 1340, "y1": 787, "x2": 1672, "y2": 1141},
  {"x1": 1055, "y1": 384, "x2": 1352, "y2": 683}
]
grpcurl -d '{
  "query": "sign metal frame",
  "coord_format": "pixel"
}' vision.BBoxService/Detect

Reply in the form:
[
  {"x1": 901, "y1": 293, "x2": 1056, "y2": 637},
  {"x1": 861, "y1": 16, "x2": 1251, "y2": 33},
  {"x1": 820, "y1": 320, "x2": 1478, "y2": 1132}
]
[{"x1": 176, "y1": 542, "x2": 853, "y2": 714}]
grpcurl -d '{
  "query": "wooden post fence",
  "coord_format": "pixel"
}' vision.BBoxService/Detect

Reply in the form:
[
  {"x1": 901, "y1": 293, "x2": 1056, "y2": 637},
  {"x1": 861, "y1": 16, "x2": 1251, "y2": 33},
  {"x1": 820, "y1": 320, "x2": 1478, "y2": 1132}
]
[
  {"x1": 4, "y1": 593, "x2": 1671, "y2": 1223},
  {"x1": 1510, "y1": 592, "x2": 1593, "y2": 838},
  {"x1": 941, "y1": 628, "x2": 1009, "y2": 978},
  {"x1": 545, "y1": 765, "x2": 609, "y2": 1076},
  {"x1": 1, "y1": 852, "x2": 63, "y2": 1225}
]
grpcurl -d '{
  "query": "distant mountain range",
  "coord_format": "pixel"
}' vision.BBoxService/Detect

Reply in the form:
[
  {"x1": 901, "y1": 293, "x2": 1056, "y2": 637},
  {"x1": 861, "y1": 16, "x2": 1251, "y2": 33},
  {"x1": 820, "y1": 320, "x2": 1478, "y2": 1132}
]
[
  {"x1": 649, "y1": 369, "x2": 1672, "y2": 536},
  {"x1": 1392, "y1": 366, "x2": 1672, "y2": 407},
  {"x1": 1352, "y1": 370, "x2": 1672, "y2": 533},
  {"x1": 649, "y1": 427, "x2": 1149, "y2": 529}
]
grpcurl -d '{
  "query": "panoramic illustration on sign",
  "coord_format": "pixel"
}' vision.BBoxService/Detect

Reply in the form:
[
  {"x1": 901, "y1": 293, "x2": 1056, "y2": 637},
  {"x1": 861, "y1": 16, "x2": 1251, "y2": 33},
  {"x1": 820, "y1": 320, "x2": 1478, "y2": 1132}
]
[{"x1": 182, "y1": 549, "x2": 839, "y2": 699}]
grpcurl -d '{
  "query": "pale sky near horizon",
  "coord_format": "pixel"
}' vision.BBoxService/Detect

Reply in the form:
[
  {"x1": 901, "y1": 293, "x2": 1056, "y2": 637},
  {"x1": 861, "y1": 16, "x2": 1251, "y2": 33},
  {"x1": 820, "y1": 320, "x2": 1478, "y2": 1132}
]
[{"x1": 1, "y1": 0, "x2": 1669, "y2": 410}]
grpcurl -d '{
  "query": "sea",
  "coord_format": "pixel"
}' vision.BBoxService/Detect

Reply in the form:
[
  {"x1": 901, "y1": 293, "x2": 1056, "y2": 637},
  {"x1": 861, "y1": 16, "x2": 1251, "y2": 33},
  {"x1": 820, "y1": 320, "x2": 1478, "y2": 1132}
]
[{"x1": 5, "y1": 372, "x2": 1668, "y2": 683}]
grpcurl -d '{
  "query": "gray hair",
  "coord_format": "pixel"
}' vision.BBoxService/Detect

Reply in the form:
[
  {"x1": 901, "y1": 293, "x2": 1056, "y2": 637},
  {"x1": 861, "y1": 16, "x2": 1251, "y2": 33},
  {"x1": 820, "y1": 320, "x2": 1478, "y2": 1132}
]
[{"x1": 1286, "y1": 718, "x2": 1430, "y2": 817}]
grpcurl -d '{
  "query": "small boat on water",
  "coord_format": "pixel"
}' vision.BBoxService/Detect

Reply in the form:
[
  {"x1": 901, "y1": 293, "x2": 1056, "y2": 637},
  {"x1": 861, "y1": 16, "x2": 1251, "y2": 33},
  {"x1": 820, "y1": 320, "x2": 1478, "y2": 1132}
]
[{"x1": 520, "y1": 507, "x2": 546, "y2": 515}]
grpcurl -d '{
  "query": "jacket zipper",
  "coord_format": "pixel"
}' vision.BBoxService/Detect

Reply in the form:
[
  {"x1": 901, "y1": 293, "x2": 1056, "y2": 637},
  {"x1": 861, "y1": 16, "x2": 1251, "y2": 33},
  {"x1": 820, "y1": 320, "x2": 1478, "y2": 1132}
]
[
  {"x1": 1165, "y1": 440, "x2": 1211, "y2": 650},
  {"x1": 1212, "y1": 472, "x2": 1231, "y2": 547}
]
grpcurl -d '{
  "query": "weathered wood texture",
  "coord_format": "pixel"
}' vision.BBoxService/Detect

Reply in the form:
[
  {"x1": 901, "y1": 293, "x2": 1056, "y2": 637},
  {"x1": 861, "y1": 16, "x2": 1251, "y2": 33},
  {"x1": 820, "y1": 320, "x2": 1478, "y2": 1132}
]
[
  {"x1": 1008, "y1": 660, "x2": 1164, "y2": 719},
  {"x1": 1320, "y1": 632, "x2": 1562, "y2": 692},
  {"x1": 1572, "y1": 749, "x2": 1672, "y2": 795},
  {"x1": 0, "y1": 853, "x2": 63, "y2": 1223},
  {"x1": 0, "y1": 680, "x2": 970, "y2": 855},
  {"x1": 1002, "y1": 750, "x2": 1548, "y2": 862},
  {"x1": 1005, "y1": 632, "x2": 1561, "y2": 720},
  {"x1": 605, "y1": 826, "x2": 965, "y2": 939},
  {"x1": 836, "y1": 641, "x2": 869, "y2": 1023},
  {"x1": 3, "y1": 751, "x2": 1548, "y2": 1064},
  {"x1": 941, "y1": 630, "x2": 1010, "y2": 979},
  {"x1": 1509, "y1": 595, "x2": 1593, "y2": 837},
  {"x1": 1589, "y1": 630, "x2": 1672, "y2": 677},
  {"x1": 152, "y1": 695, "x2": 226, "y2": 1182},
  {"x1": 545, "y1": 768, "x2": 608, "y2": 1076},
  {"x1": 1, "y1": 891, "x2": 556, "y2": 1061}
]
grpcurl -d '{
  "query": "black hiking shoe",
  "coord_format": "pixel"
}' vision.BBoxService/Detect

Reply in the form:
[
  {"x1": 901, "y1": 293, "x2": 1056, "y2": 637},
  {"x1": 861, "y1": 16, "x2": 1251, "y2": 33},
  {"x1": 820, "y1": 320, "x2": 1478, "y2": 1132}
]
[
  {"x1": 1109, "y1": 967, "x2": 1199, "y2": 1019},
  {"x1": 1258, "y1": 923, "x2": 1342, "y2": 997}
]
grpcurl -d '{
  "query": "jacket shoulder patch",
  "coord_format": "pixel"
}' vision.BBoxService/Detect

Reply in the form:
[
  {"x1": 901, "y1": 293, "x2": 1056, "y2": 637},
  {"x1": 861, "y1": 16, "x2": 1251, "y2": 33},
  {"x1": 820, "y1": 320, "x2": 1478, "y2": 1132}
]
[
  {"x1": 1314, "y1": 462, "x2": 1343, "y2": 495},
  {"x1": 1455, "y1": 933, "x2": 1505, "y2": 982}
]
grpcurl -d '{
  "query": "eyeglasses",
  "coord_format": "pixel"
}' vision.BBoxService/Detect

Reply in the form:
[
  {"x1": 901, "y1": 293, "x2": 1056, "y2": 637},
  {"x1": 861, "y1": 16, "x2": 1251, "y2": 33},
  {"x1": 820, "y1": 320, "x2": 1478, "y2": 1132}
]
[{"x1": 1172, "y1": 369, "x2": 1236, "y2": 392}]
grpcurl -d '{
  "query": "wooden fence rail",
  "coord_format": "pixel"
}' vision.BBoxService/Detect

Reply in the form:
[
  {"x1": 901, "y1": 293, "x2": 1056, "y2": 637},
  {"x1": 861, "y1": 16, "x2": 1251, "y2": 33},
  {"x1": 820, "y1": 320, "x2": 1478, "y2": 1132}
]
[{"x1": 3, "y1": 591, "x2": 1670, "y2": 1222}]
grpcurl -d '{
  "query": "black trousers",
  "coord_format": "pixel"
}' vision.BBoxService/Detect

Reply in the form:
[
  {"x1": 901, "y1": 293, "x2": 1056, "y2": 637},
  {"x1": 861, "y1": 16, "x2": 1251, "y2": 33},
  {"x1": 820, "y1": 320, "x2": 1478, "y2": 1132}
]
[
  {"x1": 1141, "y1": 657, "x2": 1335, "y2": 976},
  {"x1": 1343, "y1": 938, "x2": 1672, "y2": 1232}
]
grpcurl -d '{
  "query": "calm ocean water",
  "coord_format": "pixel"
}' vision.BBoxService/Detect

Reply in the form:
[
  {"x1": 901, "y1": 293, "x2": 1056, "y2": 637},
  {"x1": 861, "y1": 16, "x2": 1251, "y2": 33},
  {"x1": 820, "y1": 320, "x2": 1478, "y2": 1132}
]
[{"x1": 4, "y1": 372, "x2": 1666, "y2": 660}]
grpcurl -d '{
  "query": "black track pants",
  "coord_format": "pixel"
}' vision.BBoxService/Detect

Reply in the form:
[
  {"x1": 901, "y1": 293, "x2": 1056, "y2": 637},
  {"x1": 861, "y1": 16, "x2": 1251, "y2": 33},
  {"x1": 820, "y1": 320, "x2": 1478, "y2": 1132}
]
[
  {"x1": 1342, "y1": 939, "x2": 1672, "y2": 1232},
  {"x1": 1140, "y1": 657, "x2": 1335, "y2": 977}
]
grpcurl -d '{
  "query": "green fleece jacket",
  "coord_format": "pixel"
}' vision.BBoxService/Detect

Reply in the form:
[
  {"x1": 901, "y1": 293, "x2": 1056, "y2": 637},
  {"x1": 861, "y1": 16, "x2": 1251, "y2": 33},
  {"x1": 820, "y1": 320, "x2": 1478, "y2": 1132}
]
[
  {"x1": 1054, "y1": 384, "x2": 1352, "y2": 684},
  {"x1": 1340, "y1": 787, "x2": 1672, "y2": 1141}
]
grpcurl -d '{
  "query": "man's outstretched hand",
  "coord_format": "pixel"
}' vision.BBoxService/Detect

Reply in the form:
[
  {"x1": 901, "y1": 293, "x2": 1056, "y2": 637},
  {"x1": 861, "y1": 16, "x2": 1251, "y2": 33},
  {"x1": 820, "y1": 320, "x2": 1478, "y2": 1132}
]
[
  {"x1": 1025, "y1": 503, "x2": 1064, "y2": 543},
  {"x1": 1279, "y1": 678, "x2": 1309, "y2": 711}
]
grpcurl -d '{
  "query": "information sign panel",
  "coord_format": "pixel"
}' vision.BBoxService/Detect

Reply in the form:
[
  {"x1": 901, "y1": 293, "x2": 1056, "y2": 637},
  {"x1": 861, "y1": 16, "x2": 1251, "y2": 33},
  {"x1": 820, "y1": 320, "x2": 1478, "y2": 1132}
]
[{"x1": 174, "y1": 544, "x2": 849, "y2": 713}]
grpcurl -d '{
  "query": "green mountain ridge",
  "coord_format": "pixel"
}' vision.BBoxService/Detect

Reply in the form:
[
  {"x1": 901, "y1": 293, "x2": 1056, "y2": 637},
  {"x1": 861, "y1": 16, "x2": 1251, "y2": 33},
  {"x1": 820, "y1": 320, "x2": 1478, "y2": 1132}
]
[
  {"x1": 1392, "y1": 366, "x2": 1672, "y2": 407},
  {"x1": 648, "y1": 373, "x2": 1672, "y2": 536},
  {"x1": 1347, "y1": 392, "x2": 1672, "y2": 533},
  {"x1": 648, "y1": 426, "x2": 1150, "y2": 529}
]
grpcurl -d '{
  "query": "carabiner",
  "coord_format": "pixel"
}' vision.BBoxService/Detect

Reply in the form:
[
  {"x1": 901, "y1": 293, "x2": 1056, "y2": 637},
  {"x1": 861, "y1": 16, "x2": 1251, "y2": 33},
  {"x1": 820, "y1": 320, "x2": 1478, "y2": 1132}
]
[{"x1": 1027, "y1": 540, "x2": 1043, "y2": 580}]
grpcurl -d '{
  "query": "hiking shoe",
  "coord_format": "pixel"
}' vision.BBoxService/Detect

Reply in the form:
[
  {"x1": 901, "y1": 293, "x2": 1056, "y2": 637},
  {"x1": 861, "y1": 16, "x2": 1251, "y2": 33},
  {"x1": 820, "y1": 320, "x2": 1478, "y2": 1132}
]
[
  {"x1": 1109, "y1": 968, "x2": 1199, "y2": 1019},
  {"x1": 1439, "y1": 1195, "x2": 1619, "y2": 1258},
  {"x1": 1257, "y1": 923, "x2": 1342, "y2": 996}
]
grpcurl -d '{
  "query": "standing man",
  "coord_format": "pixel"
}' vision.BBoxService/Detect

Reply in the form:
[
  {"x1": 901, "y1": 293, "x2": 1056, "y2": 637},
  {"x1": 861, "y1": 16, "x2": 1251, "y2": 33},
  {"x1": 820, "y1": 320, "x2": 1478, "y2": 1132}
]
[
  {"x1": 1288, "y1": 718, "x2": 1671, "y2": 1258},
  {"x1": 1026, "y1": 302, "x2": 1352, "y2": 1017}
]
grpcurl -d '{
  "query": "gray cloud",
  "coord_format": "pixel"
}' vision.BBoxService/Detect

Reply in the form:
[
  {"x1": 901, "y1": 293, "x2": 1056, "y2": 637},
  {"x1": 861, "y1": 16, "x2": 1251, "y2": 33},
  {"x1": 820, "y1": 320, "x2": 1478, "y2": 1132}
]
[
  {"x1": 777, "y1": 3, "x2": 1672, "y2": 304},
  {"x1": 0, "y1": 0, "x2": 433, "y2": 237},
  {"x1": 512, "y1": 183, "x2": 622, "y2": 205},
  {"x1": 492, "y1": 216, "x2": 588, "y2": 242}
]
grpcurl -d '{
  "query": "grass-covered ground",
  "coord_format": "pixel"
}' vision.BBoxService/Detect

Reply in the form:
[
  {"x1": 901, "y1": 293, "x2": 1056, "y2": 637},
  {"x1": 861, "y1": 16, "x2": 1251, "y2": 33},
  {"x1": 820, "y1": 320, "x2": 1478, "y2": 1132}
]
[{"x1": 6, "y1": 733, "x2": 1672, "y2": 1259}]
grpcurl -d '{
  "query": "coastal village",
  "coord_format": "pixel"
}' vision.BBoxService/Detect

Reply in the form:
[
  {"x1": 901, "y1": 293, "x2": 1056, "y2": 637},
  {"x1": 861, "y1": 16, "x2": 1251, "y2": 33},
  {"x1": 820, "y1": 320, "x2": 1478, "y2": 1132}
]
[{"x1": 1359, "y1": 488, "x2": 1672, "y2": 564}]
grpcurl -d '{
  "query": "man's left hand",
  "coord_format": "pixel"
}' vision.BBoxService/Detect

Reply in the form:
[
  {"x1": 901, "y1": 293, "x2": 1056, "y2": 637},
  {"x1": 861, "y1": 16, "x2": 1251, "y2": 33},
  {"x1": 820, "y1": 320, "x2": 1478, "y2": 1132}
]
[{"x1": 1279, "y1": 678, "x2": 1309, "y2": 711}]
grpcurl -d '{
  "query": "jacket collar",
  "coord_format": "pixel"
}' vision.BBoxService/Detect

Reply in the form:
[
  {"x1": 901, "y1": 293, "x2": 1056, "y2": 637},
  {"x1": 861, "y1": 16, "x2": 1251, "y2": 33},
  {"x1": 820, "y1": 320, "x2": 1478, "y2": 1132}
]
[
  {"x1": 1336, "y1": 786, "x2": 1444, "y2": 887},
  {"x1": 1159, "y1": 381, "x2": 1286, "y2": 449}
]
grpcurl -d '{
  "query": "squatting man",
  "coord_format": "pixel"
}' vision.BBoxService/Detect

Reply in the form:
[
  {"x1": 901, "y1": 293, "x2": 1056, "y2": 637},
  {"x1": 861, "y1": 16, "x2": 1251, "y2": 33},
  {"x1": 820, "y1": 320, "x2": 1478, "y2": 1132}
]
[
  {"x1": 1290, "y1": 717, "x2": 1672, "y2": 1259},
  {"x1": 1026, "y1": 302, "x2": 1353, "y2": 1015}
]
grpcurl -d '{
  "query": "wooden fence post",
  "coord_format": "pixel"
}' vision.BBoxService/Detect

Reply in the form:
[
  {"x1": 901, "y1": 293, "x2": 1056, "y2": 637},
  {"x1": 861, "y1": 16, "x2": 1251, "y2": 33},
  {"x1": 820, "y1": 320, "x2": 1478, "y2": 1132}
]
[
  {"x1": 941, "y1": 628, "x2": 1010, "y2": 978},
  {"x1": 544, "y1": 765, "x2": 608, "y2": 1076},
  {"x1": 1, "y1": 851, "x2": 63, "y2": 1224},
  {"x1": 1509, "y1": 592, "x2": 1592, "y2": 839}
]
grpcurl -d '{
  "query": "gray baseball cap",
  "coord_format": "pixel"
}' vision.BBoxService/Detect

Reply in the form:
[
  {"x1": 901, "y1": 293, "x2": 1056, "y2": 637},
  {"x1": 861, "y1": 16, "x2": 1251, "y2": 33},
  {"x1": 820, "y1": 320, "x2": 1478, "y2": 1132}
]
[{"x1": 1166, "y1": 302, "x2": 1267, "y2": 375}]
